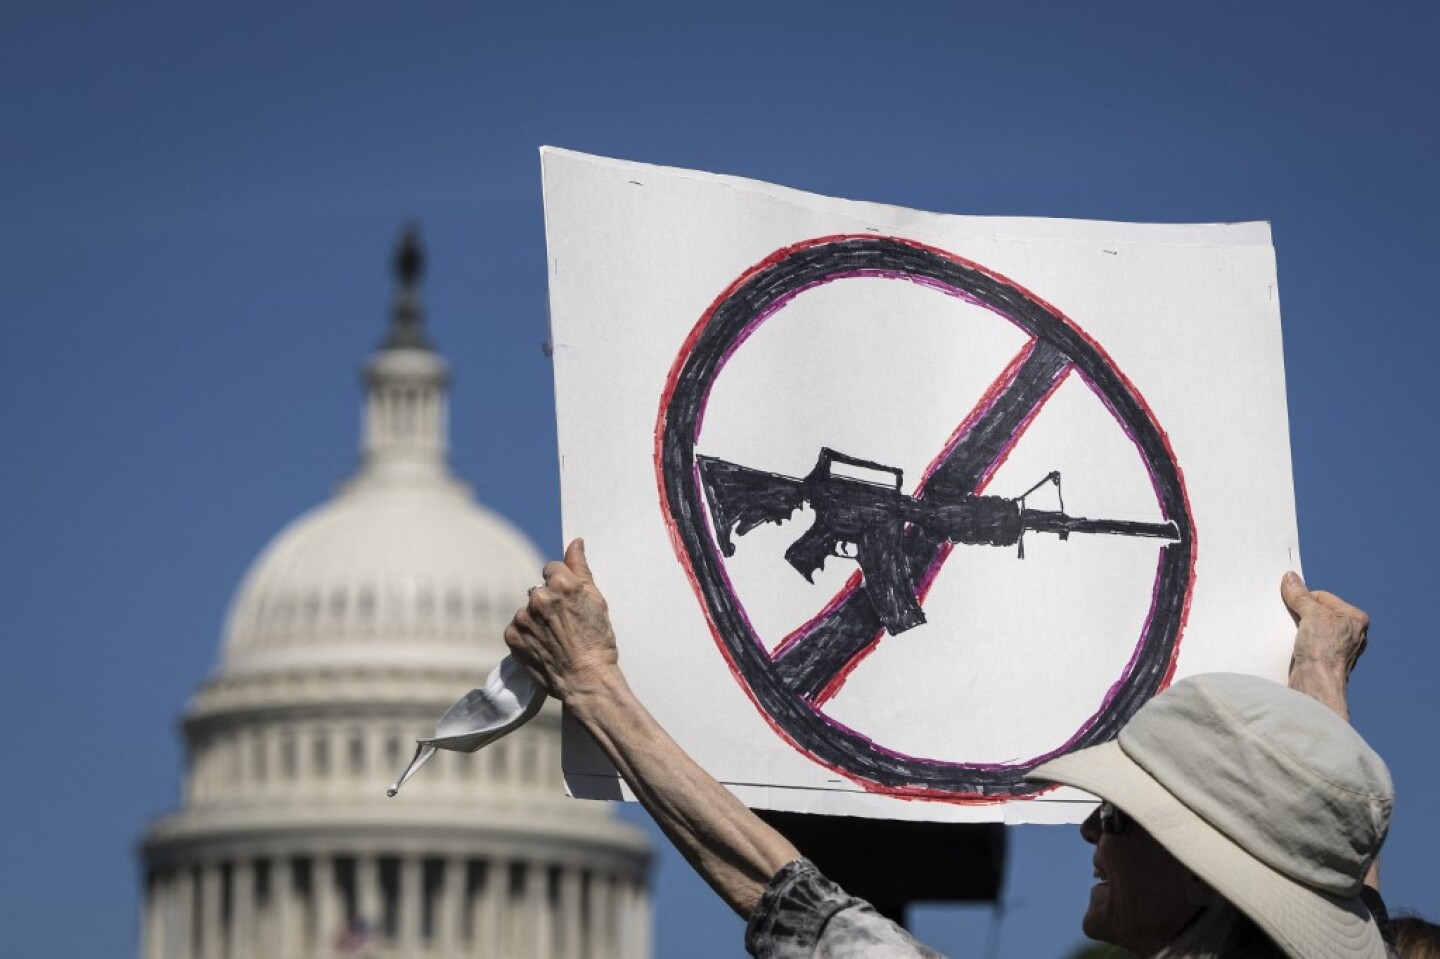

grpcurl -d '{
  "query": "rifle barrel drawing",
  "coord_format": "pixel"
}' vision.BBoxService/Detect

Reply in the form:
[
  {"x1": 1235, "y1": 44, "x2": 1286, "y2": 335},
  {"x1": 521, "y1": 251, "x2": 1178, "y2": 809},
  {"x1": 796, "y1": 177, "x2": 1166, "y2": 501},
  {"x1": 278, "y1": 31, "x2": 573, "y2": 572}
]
[{"x1": 1021, "y1": 510, "x2": 1180, "y2": 541}]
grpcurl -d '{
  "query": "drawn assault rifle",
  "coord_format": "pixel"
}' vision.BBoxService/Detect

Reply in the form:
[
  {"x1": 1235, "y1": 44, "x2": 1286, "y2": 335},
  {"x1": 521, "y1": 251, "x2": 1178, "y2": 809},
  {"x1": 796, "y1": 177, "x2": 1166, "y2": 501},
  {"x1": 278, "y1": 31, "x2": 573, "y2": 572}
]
[{"x1": 697, "y1": 448, "x2": 1181, "y2": 636}]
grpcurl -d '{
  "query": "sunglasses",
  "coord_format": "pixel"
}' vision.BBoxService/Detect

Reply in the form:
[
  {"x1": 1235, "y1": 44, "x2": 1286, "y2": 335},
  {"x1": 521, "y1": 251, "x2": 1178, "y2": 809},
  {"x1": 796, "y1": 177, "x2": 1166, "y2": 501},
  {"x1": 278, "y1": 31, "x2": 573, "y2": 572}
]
[{"x1": 1097, "y1": 800, "x2": 1128, "y2": 835}]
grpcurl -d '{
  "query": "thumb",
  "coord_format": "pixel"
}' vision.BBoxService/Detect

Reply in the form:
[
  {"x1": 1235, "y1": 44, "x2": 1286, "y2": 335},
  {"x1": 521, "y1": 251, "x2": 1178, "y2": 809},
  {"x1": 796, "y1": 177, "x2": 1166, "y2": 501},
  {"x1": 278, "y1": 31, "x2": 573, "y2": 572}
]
[
  {"x1": 565, "y1": 537, "x2": 593, "y2": 583},
  {"x1": 1280, "y1": 571, "x2": 1316, "y2": 622}
]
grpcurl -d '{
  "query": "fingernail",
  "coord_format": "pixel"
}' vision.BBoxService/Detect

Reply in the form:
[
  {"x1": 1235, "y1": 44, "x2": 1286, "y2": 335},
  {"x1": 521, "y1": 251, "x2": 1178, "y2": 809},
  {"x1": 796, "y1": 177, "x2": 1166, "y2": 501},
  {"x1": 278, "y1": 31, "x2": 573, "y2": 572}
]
[{"x1": 1284, "y1": 571, "x2": 1302, "y2": 586}]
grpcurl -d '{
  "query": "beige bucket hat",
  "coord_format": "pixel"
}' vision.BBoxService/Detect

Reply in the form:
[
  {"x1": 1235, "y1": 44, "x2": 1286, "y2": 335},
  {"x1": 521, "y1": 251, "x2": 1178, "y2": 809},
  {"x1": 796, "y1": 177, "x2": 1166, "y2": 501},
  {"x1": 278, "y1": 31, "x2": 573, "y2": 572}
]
[{"x1": 1027, "y1": 673, "x2": 1392, "y2": 959}]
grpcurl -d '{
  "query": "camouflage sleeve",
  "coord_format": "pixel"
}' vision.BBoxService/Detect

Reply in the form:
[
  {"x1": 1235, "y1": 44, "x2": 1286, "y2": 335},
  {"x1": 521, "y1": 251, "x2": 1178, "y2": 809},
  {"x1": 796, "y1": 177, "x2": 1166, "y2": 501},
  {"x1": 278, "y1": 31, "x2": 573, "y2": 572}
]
[{"x1": 746, "y1": 859, "x2": 946, "y2": 959}]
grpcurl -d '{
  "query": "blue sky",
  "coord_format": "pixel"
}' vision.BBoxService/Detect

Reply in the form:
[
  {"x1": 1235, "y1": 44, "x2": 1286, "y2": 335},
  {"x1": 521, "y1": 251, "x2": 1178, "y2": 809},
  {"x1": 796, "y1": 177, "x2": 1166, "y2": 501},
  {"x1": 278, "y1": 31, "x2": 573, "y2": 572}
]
[{"x1": 2, "y1": 3, "x2": 1436, "y2": 956}]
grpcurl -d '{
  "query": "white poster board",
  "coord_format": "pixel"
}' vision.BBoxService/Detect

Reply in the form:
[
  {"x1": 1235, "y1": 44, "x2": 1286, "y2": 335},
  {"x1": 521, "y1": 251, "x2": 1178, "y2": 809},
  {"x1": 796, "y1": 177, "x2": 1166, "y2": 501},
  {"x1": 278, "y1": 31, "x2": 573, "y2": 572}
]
[{"x1": 541, "y1": 147, "x2": 1300, "y2": 824}]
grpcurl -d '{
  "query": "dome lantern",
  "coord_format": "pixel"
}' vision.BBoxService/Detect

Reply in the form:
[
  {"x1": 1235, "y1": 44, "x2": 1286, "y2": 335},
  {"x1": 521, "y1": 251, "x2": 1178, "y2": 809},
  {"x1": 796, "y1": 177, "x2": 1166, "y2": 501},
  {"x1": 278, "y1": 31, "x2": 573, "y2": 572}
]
[{"x1": 358, "y1": 225, "x2": 452, "y2": 485}]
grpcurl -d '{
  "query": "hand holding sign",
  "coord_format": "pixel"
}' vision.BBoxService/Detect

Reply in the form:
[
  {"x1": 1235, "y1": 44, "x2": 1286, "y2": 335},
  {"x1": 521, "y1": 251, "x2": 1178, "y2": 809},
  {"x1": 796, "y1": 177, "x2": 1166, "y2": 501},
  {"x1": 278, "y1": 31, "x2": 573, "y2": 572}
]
[{"x1": 504, "y1": 539, "x2": 622, "y2": 701}]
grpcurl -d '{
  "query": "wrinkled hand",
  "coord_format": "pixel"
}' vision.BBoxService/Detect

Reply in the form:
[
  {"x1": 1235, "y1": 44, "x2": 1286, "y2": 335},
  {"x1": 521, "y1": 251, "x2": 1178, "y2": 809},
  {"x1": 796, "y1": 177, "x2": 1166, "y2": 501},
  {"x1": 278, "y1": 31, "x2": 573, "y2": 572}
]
[
  {"x1": 504, "y1": 538, "x2": 619, "y2": 701},
  {"x1": 1281, "y1": 571, "x2": 1369, "y2": 680}
]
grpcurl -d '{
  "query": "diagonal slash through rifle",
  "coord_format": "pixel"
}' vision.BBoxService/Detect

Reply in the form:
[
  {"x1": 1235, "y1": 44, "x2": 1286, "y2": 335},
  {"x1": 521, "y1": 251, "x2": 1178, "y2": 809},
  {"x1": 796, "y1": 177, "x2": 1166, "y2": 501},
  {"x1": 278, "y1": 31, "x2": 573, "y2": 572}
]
[{"x1": 698, "y1": 447, "x2": 1180, "y2": 636}]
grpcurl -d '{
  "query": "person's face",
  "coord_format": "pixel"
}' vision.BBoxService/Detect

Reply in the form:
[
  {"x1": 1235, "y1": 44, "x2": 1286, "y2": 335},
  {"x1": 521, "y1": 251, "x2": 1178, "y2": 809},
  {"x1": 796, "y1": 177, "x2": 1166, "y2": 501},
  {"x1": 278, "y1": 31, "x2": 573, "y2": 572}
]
[{"x1": 1080, "y1": 802, "x2": 1208, "y2": 955}]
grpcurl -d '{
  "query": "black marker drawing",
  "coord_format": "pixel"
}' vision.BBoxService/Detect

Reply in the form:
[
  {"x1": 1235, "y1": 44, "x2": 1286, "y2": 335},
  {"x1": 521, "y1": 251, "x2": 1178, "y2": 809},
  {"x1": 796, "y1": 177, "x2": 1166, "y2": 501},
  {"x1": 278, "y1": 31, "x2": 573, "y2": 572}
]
[
  {"x1": 699, "y1": 448, "x2": 1180, "y2": 636},
  {"x1": 656, "y1": 235, "x2": 1197, "y2": 801}
]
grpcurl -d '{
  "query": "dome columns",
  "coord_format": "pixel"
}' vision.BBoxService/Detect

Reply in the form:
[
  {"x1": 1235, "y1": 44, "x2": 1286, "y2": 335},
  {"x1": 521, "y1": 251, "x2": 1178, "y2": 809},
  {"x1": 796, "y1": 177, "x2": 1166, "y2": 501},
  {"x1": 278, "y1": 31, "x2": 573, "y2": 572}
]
[
  {"x1": 360, "y1": 348, "x2": 451, "y2": 481},
  {"x1": 141, "y1": 851, "x2": 650, "y2": 958},
  {"x1": 178, "y1": 701, "x2": 577, "y2": 808}
]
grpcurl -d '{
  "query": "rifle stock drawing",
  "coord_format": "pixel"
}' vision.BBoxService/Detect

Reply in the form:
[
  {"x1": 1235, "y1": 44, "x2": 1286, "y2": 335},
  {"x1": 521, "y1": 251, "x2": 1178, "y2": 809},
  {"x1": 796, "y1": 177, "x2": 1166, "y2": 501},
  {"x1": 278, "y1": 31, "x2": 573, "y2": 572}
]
[{"x1": 697, "y1": 447, "x2": 1181, "y2": 636}]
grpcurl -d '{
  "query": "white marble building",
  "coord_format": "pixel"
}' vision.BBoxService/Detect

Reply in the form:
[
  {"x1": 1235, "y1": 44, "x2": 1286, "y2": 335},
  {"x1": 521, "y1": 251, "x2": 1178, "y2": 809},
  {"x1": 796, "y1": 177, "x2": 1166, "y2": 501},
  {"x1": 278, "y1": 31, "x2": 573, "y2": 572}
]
[{"x1": 139, "y1": 229, "x2": 651, "y2": 959}]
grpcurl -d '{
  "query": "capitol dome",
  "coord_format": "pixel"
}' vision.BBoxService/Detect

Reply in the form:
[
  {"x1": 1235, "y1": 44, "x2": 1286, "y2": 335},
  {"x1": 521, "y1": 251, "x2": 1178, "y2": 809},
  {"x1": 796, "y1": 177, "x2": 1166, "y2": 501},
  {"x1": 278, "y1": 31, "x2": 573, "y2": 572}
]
[
  {"x1": 138, "y1": 227, "x2": 651, "y2": 959},
  {"x1": 221, "y1": 453, "x2": 543, "y2": 675}
]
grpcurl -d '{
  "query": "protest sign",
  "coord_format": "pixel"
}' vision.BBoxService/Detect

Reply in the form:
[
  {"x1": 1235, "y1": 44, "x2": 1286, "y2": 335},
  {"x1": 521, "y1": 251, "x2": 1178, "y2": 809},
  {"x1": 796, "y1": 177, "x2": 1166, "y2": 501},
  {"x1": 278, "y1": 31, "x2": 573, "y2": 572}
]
[{"x1": 541, "y1": 147, "x2": 1299, "y2": 823}]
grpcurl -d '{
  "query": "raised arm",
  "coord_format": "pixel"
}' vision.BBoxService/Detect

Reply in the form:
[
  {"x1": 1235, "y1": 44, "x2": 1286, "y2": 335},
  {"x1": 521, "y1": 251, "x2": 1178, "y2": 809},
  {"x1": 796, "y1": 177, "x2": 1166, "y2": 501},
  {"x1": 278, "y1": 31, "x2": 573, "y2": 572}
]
[
  {"x1": 504, "y1": 539, "x2": 800, "y2": 918},
  {"x1": 1280, "y1": 570, "x2": 1379, "y2": 888}
]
